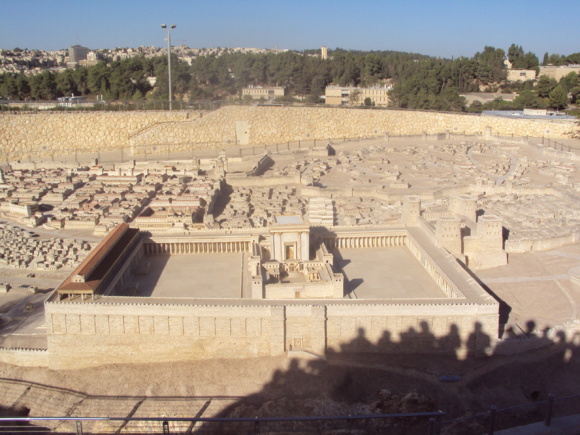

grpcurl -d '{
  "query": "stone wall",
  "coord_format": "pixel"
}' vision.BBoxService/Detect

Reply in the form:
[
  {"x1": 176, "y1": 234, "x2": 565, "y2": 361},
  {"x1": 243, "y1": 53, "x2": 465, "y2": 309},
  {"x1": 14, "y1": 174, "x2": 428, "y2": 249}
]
[
  {"x1": 0, "y1": 348, "x2": 48, "y2": 367},
  {"x1": 1, "y1": 107, "x2": 577, "y2": 161},
  {"x1": 0, "y1": 111, "x2": 194, "y2": 159},
  {"x1": 129, "y1": 107, "x2": 578, "y2": 152},
  {"x1": 45, "y1": 298, "x2": 497, "y2": 369},
  {"x1": 45, "y1": 301, "x2": 275, "y2": 369}
]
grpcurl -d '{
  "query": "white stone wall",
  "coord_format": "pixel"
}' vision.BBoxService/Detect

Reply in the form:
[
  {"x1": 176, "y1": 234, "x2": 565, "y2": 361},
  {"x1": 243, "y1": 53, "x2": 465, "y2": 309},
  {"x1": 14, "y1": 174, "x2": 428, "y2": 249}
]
[
  {"x1": 0, "y1": 111, "x2": 194, "y2": 159},
  {"x1": 1, "y1": 107, "x2": 577, "y2": 161},
  {"x1": 45, "y1": 297, "x2": 498, "y2": 368}
]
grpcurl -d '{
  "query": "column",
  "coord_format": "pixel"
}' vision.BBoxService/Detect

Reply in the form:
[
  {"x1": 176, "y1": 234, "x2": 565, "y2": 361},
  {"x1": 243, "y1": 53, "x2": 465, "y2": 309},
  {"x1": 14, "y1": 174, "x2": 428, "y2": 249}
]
[
  {"x1": 274, "y1": 233, "x2": 282, "y2": 260},
  {"x1": 300, "y1": 231, "x2": 309, "y2": 261}
]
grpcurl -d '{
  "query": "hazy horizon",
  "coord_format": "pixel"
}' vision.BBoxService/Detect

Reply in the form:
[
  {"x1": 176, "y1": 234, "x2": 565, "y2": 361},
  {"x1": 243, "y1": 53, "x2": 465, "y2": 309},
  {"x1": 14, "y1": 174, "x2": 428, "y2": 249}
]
[{"x1": 1, "y1": 0, "x2": 579, "y2": 59}]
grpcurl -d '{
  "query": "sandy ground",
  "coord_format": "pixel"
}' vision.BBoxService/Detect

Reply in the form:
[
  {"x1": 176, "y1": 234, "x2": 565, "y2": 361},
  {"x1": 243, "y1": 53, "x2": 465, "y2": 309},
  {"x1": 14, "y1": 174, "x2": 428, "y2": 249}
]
[{"x1": 1, "y1": 343, "x2": 580, "y2": 434}]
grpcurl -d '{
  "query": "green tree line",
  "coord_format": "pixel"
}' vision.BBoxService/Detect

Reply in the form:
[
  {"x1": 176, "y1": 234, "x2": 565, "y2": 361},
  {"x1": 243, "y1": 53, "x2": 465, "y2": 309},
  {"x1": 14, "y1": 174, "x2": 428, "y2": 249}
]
[{"x1": 1, "y1": 45, "x2": 579, "y2": 113}]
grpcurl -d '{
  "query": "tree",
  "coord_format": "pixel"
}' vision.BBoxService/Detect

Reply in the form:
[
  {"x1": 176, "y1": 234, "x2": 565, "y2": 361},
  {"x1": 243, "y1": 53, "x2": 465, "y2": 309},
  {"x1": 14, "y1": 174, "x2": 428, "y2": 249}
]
[
  {"x1": 548, "y1": 85, "x2": 568, "y2": 110},
  {"x1": 570, "y1": 86, "x2": 580, "y2": 105},
  {"x1": 507, "y1": 44, "x2": 538, "y2": 69},
  {"x1": 56, "y1": 69, "x2": 77, "y2": 96},
  {"x1": 473, "y1": 46, "x2": 506, "y2": 83},
  {"x1": 348, "y1": 89, "x2": 361, "y2": 105},
  {"x1": 513, "y1": 90, "x2": 546, "y2": 109},
  {"x1": 559, "y1": 72, "x2": 579, "y2": 93},
  {"x1": 508, "y1": 44, "x2": 524, "y2": 66},
  {"x1": 16, "y1": 75, "x2": 30, "y2": 99},
  {"x1": 132, "y1": 90, "x2": 145, "y2": 100},
  {"x1": 88, "y1": 61, "x2": 110, "y2": 96},
  {"x1": 536, "y1": 75, "x2": 557, "y2": 98},
  {"x1": 364, "y1": 97, "x2": 374, "y2": 106}
]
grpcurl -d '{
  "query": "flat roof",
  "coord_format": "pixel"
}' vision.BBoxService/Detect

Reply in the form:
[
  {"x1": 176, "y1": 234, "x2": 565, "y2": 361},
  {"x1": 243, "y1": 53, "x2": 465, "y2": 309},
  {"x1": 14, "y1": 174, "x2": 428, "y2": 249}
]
[
  {"x1": 275, "y1": 215, "x2": 303, "y2": 225},
  {"x1": 482, "y1": 110, "x2": 576, "y2": 120},
  {"x1": 57, "y1": 224, "x2": 139, "y2": 294}
]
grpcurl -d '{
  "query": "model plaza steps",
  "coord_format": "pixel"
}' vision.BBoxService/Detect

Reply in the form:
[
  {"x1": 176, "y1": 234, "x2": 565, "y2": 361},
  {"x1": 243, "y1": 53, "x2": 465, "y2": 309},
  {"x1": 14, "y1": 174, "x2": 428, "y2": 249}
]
[{"x1": 0, "y1": 378, "x2": 240, "y2": 434}]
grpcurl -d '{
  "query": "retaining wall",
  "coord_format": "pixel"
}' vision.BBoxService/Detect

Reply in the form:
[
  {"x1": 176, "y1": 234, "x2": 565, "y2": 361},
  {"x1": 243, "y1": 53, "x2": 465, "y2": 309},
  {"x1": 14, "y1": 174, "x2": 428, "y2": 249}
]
[
  {"x1": 44, "y1": 298, "x2": 497, "y2": 369},
  {"x1": 1, "y1": 107, "x2": 577, "y2": 161}
]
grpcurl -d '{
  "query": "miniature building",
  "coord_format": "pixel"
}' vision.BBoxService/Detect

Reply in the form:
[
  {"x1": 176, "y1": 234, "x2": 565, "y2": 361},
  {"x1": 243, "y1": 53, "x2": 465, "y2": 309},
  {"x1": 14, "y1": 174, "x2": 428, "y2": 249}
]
[
  {"x1": 448, "y1": 195, "x2": 477, "y2": 222},
  {"x1": 463, "y1": 215, "x2": 507, "y2": 269},
  {"x1": 260, "y1": 216, "x2": 343, "y2": 299},
  {"x1": 45, "y1": 218, "x2": 499, "y2": 368},
  {"x1": 308, "y1": 197, "x2": 335, "y2": 226},
  {"x1": 55, "y1": 223, "x2": 142, "y2": 300},
  {"x1": 402, "y1": 196, "x2": 421, "y2": 226},
  {"x1": 435, "y1": 216, "x2": 462, "y2": 258}
]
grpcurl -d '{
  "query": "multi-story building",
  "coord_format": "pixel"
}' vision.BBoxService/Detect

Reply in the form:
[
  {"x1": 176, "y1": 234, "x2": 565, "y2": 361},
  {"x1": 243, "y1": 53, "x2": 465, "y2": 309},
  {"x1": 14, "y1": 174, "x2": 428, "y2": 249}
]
[
  {"x1": 79, "y1": 51, "x2": 101, "y2": 67},
  {"x1": 325, "y1": 85, "x2": 391, "y2": 107},
  {"x1": 67, "y1": 45, "x2": 90, "y2": 67},
  {"x1": 506, "y1": 69, "x2": 536, "y2": 82},
  {"x1": 242, "y1": 86, "x2": 285, "y2": 101},
  {"x1": 539, "y1": 65, "x2": 580, "y2": 81}
]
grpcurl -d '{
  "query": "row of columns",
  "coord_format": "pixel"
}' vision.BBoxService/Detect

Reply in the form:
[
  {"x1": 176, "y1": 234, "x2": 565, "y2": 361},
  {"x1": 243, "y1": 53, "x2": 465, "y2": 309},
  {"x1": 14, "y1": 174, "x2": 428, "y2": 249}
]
[
  {"x1": 423, "y1": 260, "x2": 456, "y2": 298},
  {"x1": 145, "y1": 241, "x2": 251, "y2": 255},
  {"x1": 329, "y1": 235, "x2": 406, "y2": 250}
]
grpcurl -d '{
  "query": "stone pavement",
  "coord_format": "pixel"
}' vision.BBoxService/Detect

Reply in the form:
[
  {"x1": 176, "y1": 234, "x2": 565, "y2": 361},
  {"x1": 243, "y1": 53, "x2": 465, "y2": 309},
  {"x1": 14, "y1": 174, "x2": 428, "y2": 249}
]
[{"x1": 477, "y1": 243, "x2": 580, "y2": 331}]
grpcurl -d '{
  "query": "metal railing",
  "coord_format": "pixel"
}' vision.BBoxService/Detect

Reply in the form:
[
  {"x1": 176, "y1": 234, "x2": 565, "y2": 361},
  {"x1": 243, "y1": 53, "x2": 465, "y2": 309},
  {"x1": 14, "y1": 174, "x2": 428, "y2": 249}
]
[
  {"x1": 0, "y1": 411, "x2": 445, "y2": 434},
  {"x1": 1, "y1": 393, "x2": 579, "y2": 434}
]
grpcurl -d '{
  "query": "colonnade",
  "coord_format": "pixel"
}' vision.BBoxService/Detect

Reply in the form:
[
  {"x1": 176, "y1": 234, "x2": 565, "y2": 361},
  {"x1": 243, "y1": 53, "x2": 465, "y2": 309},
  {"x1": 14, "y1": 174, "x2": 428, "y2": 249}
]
[
  {"x1": 406, "y1": 235, "x2": 460, "y2": 299},
  {"x1": 145, "y1": 241, "x2": 251, "y2": 255},
  {"x1": 325, "y1": 235, "x2": 406, "y2": 250}
]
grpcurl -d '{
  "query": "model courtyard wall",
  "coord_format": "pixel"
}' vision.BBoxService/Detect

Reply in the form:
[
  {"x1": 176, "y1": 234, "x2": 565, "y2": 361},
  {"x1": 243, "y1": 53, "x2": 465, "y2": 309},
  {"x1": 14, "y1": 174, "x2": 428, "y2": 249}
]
[{"x1": 45, "y1": 299, "x2": 498, "y2": 369}]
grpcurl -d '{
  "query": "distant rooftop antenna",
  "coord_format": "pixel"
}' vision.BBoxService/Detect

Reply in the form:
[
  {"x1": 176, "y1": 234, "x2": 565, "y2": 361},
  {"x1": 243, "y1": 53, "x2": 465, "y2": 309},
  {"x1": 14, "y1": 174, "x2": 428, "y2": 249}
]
[{"x1": 276, "y1": 43, "x2": 278, "y2": 54}]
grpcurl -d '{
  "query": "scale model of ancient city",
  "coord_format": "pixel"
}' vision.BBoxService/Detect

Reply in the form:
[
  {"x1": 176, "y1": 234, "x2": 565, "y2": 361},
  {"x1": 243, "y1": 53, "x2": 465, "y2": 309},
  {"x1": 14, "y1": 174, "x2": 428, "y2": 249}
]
[{"x1": 1, "y1": 102, "x2": 580, "y2": 431}]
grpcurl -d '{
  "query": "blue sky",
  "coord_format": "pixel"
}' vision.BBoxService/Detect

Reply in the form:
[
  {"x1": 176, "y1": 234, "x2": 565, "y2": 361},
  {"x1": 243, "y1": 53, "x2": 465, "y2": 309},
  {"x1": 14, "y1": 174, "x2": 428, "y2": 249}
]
[{"x1": 1, "y1": 0, "x2": 578, "y2": 58}]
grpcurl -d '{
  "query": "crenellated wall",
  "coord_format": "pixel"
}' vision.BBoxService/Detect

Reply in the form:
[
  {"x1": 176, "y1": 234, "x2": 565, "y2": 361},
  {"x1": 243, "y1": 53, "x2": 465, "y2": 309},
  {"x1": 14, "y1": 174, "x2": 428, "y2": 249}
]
[
  {"x1": 1, "y1": 107, "x2": 577, "y2": 161},
  {"x1": 45, "y1": 298, "x2": 498, "y2": 369}
]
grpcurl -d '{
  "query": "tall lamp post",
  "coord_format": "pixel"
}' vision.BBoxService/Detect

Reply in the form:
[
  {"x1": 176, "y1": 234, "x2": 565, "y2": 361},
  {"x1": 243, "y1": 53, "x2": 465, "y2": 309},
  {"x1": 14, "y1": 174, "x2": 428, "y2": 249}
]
[{"x1": 161, "y1": 24, "x2": 176, "y2": 111}]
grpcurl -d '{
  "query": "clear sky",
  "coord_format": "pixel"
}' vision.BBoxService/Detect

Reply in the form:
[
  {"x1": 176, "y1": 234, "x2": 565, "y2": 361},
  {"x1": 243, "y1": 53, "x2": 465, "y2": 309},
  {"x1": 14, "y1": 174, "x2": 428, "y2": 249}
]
[{"x1": 1, "y1": 0, "x2": 578, "y2": 59}]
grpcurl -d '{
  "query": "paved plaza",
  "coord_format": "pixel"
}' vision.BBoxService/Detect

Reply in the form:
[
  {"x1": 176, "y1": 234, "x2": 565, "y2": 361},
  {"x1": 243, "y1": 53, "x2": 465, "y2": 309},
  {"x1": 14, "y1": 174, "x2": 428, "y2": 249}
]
[
  {"x1": 135, "y1": 253, "x2": 243, "y2": 298},
  {"x1": 336, "y1": 247, "x2": 446, "y2": 299},
  {"x1": 477, "y1": 243, "x2": 580, "y2": 330}
]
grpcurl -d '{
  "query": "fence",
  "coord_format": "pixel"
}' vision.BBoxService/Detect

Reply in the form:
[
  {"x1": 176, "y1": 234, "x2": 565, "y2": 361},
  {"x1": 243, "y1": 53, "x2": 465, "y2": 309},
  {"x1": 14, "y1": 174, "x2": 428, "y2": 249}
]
[
  {"x1": 2, "y1": 132, "x2": 579, "y2": 169},
  {"x1": 0, "y1": 134, "x2": 390, "y2": 167},
  {"x1": 0, "y1": 393, "x2": 579, "y2": 434},
  {"x1": 0, "y1": 100, "x2": 226, "y2": 113},
  {"x1": 1, "y1": 99, "x2": 492, "y2": 116}
]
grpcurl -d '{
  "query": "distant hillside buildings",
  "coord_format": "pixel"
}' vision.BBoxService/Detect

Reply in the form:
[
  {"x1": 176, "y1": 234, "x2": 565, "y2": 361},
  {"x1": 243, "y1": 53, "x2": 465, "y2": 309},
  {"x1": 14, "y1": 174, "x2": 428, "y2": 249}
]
[
  {"x1": 324, "y1": 85, "x2": 392, "y2": 107},
  {"x1": 242, "y1": 86, "x2": 285, "y2": 101},
  {"x1": 539, "y1": 65, "x2": 580, "y2": 81},
  {"x1": 505, "y1": 64, "x2": 580, "y2": 83}
]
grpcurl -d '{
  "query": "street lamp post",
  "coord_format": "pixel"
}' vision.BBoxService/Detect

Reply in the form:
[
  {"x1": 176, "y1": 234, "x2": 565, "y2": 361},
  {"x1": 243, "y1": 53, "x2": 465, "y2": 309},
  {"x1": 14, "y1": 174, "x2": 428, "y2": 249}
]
[{"x1": 161, "y1": 24, "x2": 176, "y2": 111}]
